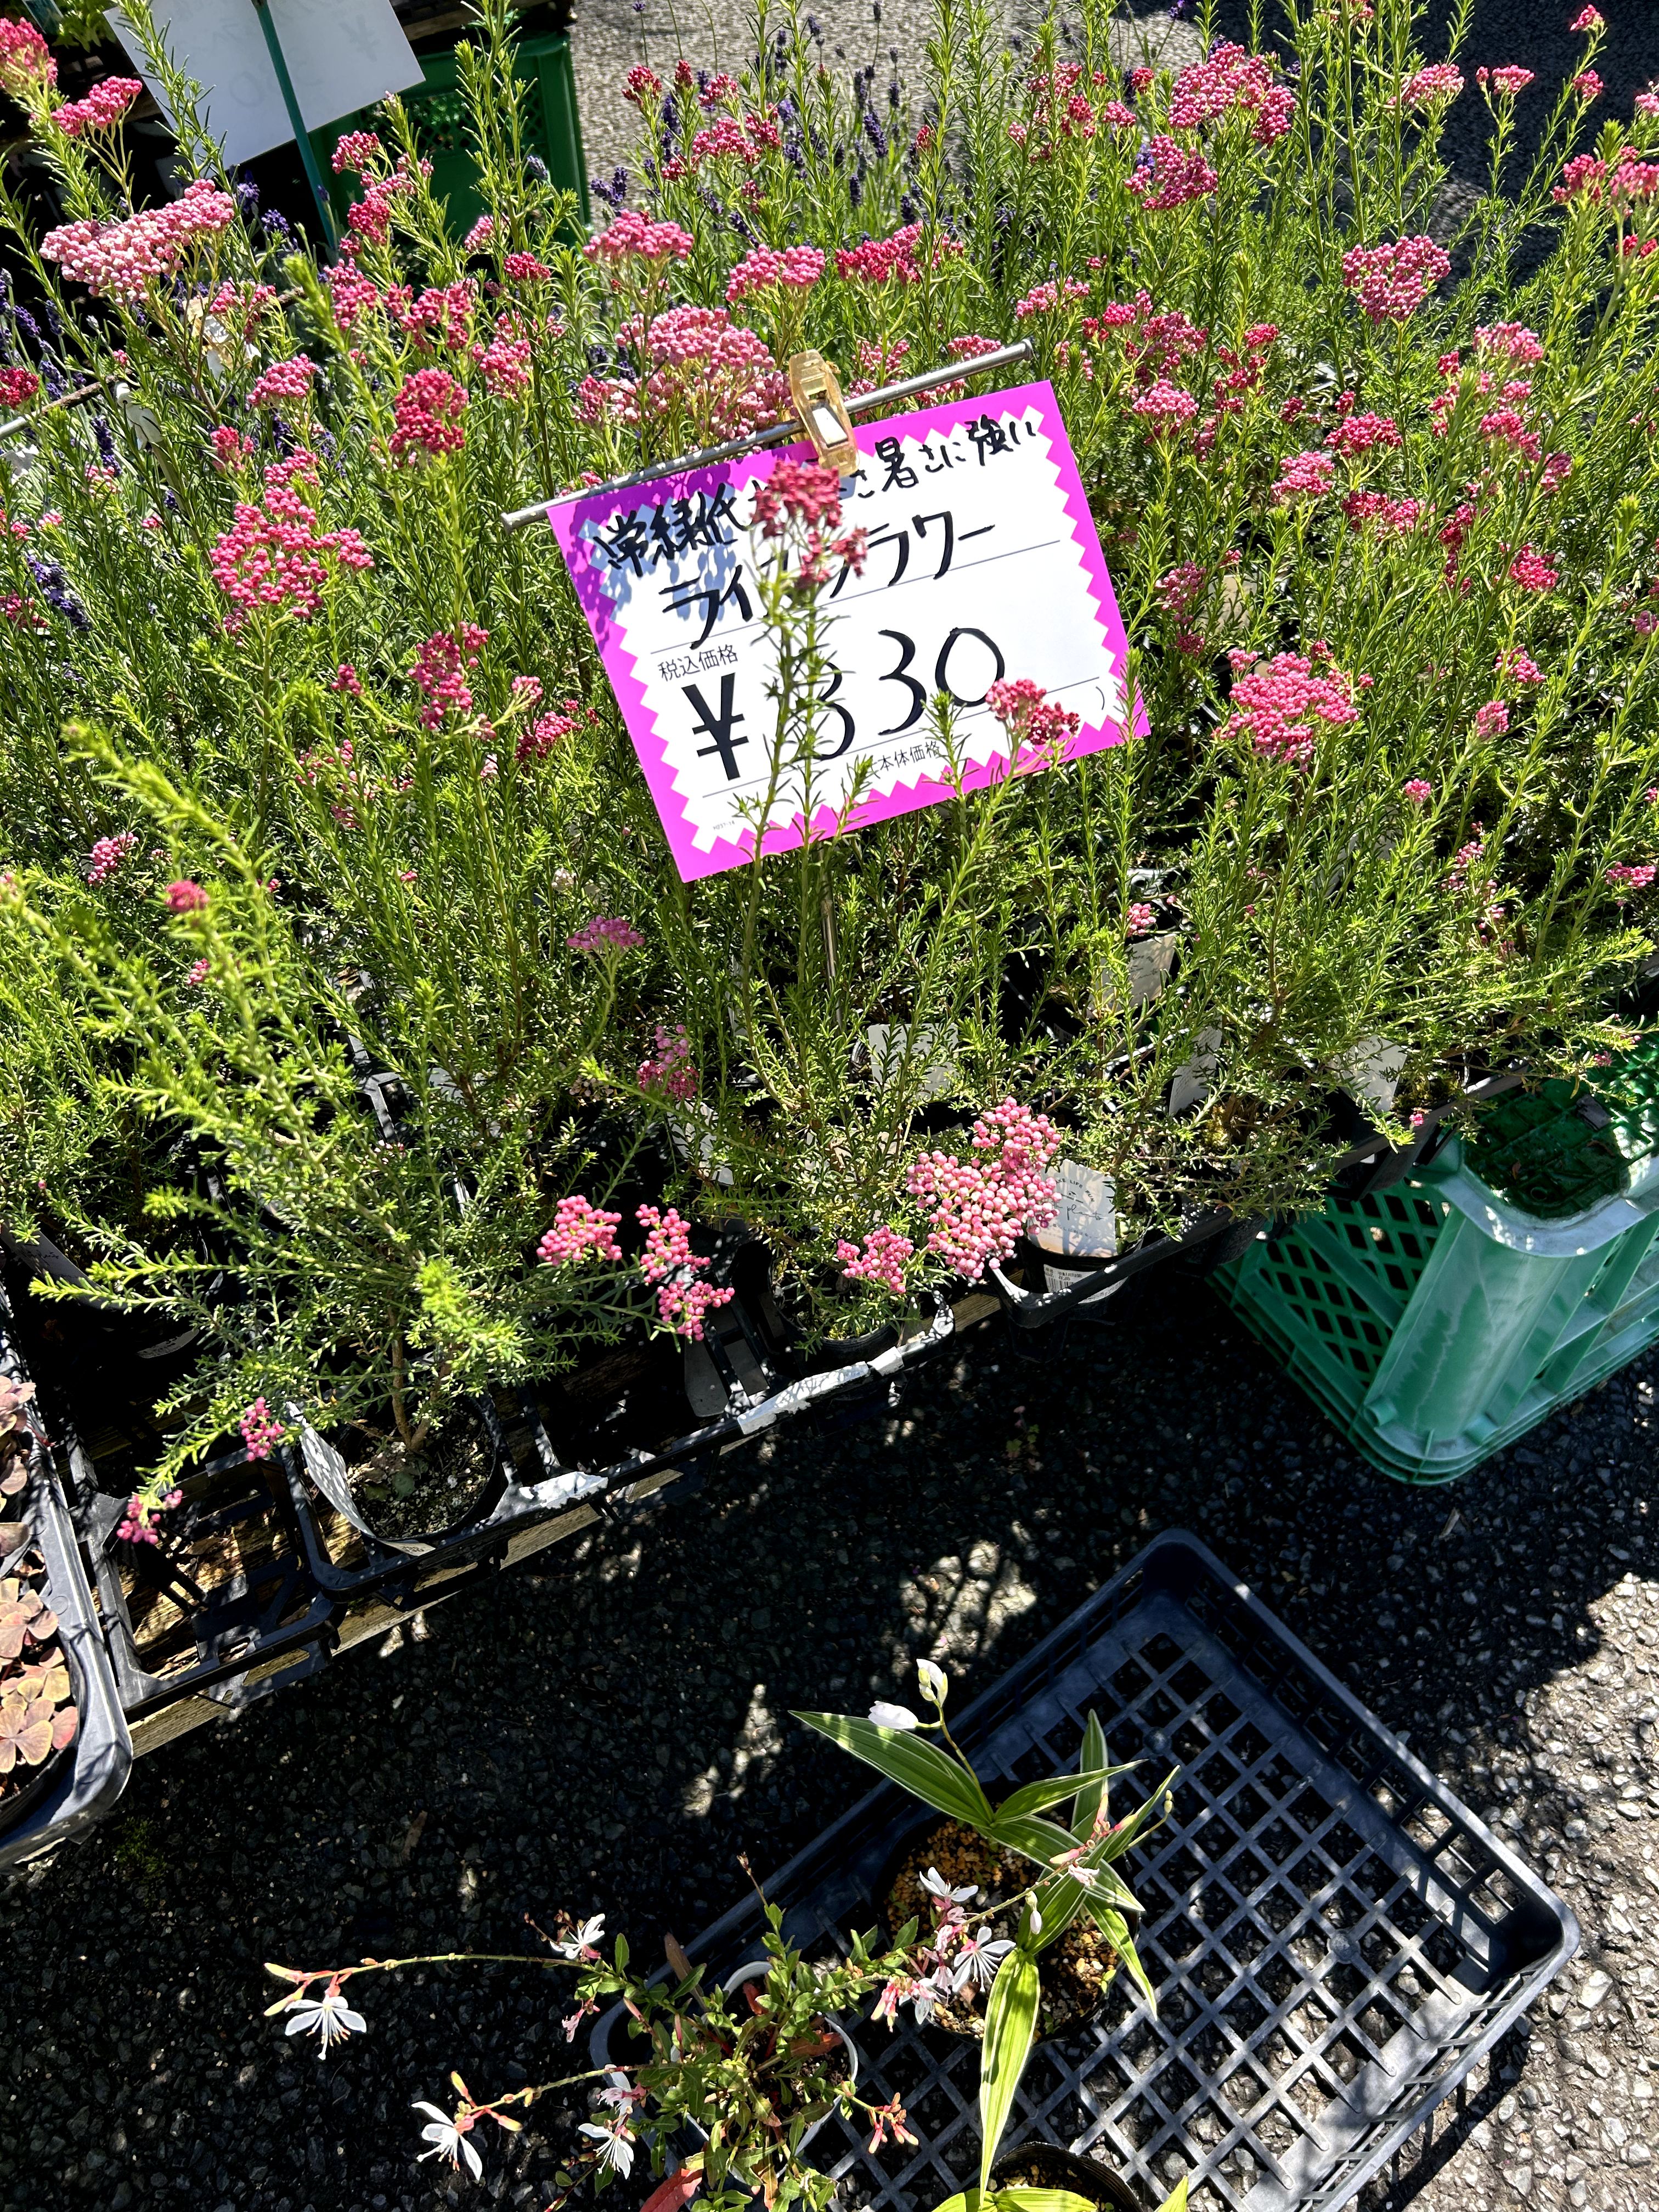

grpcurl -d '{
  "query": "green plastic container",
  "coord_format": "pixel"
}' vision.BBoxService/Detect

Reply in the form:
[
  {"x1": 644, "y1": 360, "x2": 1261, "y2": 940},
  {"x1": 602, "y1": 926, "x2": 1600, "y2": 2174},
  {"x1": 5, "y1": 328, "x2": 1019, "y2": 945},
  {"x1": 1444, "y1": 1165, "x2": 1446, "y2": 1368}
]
[
  {"x1": 1213, "y1": 1044, "x2": 1659, "y2": 1483},
  {"x1": 314, "y1": 31, "x2": 589, "y2": 242}
]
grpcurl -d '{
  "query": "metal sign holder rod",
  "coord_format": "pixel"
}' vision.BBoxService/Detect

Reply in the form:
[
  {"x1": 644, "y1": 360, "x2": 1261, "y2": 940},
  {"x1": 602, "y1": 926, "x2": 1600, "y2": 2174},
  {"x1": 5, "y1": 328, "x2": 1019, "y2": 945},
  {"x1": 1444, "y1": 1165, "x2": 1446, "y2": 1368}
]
[{"x1": 501, "y1": 337, "x2": 1035, "y2": 529}]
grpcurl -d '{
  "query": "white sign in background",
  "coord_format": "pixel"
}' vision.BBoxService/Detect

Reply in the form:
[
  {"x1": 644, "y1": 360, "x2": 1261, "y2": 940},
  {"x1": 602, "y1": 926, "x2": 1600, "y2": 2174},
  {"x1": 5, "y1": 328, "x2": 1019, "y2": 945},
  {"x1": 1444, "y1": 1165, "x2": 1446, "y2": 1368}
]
[
  {"x1": 556, "y1": 387, "x2": 1137, "y2": 878},
  {"x1": 110, "y1": 0, "x2": 424, "y2": 168}
]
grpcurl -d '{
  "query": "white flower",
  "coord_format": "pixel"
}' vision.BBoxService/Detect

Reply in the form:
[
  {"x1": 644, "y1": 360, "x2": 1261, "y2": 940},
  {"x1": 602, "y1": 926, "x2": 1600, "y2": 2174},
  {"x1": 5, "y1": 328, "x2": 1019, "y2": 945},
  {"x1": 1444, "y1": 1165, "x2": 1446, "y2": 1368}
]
[
  {"x1": 916, "y1": 1658, "x2": 950, "y2": 1707},
  {"x1": 580, "y1": 2120, "x2": 636, "y2": 2177},
  {"x1": 413, "y1": 2101, "x2": 483, "y2": 2180},
  {"x1": 919, "y1": 1866, "x2": 979, "y2": 1908},
  {"x1": 1028, "y1": 1904, "x2": 1043, "y2": 1936},
  {"x1": 868, "y1": 1700, "x2": 919, "y2": 1730},
  {"x1": 552, "y1": 1913, "x2": 607, "y2": 1959},
  {"x1": 283, "y1": 1985, "x2": 367, "y2": 2057},
  {"x1": 950, "y1": 1929, "x2": 1015, "y2": 1991}
]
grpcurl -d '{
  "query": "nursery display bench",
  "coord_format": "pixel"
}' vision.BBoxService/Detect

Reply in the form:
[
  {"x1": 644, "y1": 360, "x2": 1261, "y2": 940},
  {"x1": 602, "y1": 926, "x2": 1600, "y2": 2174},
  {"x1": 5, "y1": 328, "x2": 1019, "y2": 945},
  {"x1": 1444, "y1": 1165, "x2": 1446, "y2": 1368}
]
[{"x1": 651, "y1": 1533, "x2": 1576, "y2": 2212}]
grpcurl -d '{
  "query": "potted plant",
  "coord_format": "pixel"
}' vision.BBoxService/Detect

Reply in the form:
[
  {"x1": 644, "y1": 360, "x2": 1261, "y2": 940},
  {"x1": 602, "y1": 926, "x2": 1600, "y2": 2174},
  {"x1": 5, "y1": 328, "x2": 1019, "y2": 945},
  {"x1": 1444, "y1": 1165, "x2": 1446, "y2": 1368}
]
[{"x1": 796, "y1": 1663, "x2": 1170, "y2": 2207}]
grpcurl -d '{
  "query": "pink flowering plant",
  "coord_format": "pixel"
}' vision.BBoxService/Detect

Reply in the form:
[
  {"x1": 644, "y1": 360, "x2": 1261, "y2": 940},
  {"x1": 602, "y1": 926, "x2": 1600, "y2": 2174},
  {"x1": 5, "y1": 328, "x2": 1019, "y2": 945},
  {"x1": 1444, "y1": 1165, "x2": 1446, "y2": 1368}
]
[{"x1": 1, "y1": 0, "x2": 1658, "y2": 1491}]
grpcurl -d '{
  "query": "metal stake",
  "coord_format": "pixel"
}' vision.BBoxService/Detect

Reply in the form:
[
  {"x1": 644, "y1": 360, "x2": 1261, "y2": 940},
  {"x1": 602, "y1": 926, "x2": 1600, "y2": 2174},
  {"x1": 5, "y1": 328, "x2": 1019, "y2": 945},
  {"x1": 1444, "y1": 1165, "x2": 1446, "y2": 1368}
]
[
  {"x1": 500, "y1": 337, "x2": 1036, "y2": 529},
  {"x1": 251, "y1": 0, "x2": 339, "y2": 259}
]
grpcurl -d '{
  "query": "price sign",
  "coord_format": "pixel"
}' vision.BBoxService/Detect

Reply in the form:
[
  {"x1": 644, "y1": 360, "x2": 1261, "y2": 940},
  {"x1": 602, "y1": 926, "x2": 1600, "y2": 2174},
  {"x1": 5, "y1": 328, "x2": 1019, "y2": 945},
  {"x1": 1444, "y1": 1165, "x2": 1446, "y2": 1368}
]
[{"x1": 550, "y1": 379, "x2": 1144, "y2": 882}]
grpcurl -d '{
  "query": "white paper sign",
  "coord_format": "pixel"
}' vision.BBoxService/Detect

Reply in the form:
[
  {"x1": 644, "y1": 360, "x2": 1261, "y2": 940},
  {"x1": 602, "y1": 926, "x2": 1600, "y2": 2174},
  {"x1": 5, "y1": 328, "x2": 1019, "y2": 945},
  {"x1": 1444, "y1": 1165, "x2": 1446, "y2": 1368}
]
[
  {"x1": 551, "y1": 381, "x2": 1146, "y2": 881},
  {"x1": 110, "y1": 0, "x2": 424, "y2": 167}
]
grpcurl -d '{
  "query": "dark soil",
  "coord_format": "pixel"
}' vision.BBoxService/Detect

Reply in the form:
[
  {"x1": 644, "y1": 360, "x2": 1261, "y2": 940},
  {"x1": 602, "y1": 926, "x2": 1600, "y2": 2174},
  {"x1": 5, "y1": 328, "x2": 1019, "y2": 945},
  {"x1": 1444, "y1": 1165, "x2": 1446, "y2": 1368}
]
[
  {"x1": 882, "y1": 1815, "x2": 1120, "y2": 2038},
  {"x1": 341, "y1": 1409, "x2": 496, "y2": 1542}
]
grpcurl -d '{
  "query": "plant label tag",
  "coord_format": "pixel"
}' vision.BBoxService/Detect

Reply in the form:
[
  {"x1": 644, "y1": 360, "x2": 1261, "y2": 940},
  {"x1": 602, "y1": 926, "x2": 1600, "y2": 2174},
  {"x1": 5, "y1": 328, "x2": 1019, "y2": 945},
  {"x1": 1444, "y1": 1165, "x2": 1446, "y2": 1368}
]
[{"x1": 550, "y1": 380, "x2": 1144, "y2": 881}]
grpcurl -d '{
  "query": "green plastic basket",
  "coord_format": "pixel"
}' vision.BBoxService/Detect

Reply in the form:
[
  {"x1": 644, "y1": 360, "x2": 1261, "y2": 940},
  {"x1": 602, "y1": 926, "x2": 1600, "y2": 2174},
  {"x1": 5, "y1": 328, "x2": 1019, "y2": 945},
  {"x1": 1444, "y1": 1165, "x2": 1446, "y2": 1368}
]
[
  {"x1": 315, "y1": 31, "x2": 589, "y2": 242},
  {"x1": 1214, "y1": 1044, "x2": 1659, "y2": 1483}
]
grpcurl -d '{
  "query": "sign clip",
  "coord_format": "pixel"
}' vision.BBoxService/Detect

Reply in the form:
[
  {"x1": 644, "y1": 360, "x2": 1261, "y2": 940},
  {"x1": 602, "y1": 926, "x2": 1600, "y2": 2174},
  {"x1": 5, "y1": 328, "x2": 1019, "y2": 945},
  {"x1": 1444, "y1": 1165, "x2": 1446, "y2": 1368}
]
[{"x1": 787, "y1": 349, "x2": 857, "y2": 482}]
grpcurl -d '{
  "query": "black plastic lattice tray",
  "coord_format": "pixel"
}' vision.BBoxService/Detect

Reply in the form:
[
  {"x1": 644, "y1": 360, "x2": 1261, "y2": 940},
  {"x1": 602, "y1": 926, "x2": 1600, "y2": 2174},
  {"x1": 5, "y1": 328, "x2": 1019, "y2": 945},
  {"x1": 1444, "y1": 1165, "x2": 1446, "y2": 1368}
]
[{"x1": 655, "y1": 1531, "x2": 1577, "y2": 2212}]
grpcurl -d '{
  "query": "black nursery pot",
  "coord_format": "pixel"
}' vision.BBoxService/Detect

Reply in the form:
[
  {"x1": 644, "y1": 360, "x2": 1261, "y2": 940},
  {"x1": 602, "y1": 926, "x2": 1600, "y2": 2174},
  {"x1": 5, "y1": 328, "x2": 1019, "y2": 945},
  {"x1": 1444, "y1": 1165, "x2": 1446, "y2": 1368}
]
[{"x1": 991, "y1": 2141, "x2": 1148, "y2": 2212}]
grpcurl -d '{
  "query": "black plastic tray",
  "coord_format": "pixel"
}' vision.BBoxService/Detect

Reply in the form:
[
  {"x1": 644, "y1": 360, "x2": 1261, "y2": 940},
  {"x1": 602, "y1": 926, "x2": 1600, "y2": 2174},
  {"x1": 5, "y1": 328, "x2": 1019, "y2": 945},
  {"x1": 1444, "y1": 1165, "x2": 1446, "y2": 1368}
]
[
  {"x1": 652, "y1": 1531, "x2": 1576, "y2": 2212},
  {"x1": 0, "y1": 1298, "x2": 131, "y2": 1870}
]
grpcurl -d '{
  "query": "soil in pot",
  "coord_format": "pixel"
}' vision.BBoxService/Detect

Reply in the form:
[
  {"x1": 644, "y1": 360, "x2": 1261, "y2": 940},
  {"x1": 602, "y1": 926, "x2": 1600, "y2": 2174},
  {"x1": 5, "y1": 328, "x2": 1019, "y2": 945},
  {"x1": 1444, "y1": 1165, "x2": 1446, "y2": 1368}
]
[
  {"x1": 330, "y1": 1403, "x2": 504, "y2": 1542},
  {"x1": 882, "y1": 1816, "x2": 1121, "y2": 2040},
  {"x1": 992, "y1": 2141, "x2": 1147, "y2": 2212}
]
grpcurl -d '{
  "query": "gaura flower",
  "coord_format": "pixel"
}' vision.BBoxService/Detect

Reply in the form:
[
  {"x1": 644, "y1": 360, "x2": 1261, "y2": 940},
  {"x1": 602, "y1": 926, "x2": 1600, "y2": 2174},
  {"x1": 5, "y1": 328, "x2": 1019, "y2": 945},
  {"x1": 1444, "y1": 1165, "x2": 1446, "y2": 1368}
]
[
  {"x1": 551, "y1": 1913, "x2": 607, "y2": 1959},
  {"x1": 868, "y1": 1700, "x2": 919, "y2": 1730},
  {"x1": 283, "y1": 1978, "x2": 366, "y2": 2057},
  {"x1": 579, "y1": 2119, "x2": 636, "y2": 2177},
  {"x1": 414, "y1": 2100, "x2": 483, "y2": 2179},
  {"x1": 950, "y1": 1928, "x2": 1015, "y2": 1990},
  {"x1": 919, "y1": 1865, "x2": 979, "y2": 1907}
]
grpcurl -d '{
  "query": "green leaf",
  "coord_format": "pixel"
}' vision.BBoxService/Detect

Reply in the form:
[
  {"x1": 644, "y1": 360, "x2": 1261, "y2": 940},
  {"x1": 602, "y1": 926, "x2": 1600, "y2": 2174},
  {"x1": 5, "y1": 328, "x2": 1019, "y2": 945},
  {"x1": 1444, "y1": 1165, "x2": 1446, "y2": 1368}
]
[
  {"x1": 992, "y1": 2191, "x2": 1102, "y2": 2212},
  {"x1": 1154, "y1": 2180, "x2": 1189, "y2": 2212},
  {"x1": 792, "y1": 1711, "x2": 994, "y2": 1827},
  {"x1": 1071, "y1": 1712, "x2": 1109, "y2": 1841},
  {"x1": 978, "y1": 1948, "x2": 1040, "y2": 2195},
  {"x1": 992, "y1": 1773, "x2": 1099, "y2": 1825},
  {"x1": 984, "y1": 1809, "x2": 1077, "y2": 1867},
  {"x1": 1086, "y1": 1899, "x2": 1157, "y2": 2019}
]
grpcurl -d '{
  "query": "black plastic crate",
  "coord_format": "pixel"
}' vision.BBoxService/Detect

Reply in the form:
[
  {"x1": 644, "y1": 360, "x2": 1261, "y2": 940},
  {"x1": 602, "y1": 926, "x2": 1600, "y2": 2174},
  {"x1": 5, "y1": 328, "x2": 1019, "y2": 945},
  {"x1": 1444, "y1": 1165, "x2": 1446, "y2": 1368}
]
[
  {"x1": 653, "y1": 1532, "x2": 1576, "y2": 2212},
  {"x1": 0, "y1": 1296, "x2": 131, "y2": 1870}
]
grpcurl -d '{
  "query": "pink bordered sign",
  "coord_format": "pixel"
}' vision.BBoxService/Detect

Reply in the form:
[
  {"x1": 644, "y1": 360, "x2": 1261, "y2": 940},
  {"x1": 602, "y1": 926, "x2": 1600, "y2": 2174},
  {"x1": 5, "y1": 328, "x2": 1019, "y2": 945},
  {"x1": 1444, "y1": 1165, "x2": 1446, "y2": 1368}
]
[{"x1": 549, "y1": 379, "x2": 1145, "y2": 882}]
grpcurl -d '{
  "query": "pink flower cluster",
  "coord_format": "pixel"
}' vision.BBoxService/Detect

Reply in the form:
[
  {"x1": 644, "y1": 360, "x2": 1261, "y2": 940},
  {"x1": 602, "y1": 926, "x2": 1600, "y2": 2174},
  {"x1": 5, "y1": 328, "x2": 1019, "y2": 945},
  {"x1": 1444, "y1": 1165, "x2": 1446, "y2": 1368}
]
[
  {"x1": 568, "y1": 915, "x2": 644, "y2": 955},
  {"x1": 1273, "y1": 449, "x2": 1336, "y2": 502},
  {"x1": 578, "y1": 306, "x2": 786, "y2": 444},
  {"x1": 331, "y1": 131, "x2": 384, "y2": 176},
  {"x1": 341, "y1": 156, "x2": 423, "y2": 250},
  {"x1": 0, "y1": 366, "x2": 38, "y2": 409},
  {"x1": 906, "y1": 1101, "x2": 1062, "y2": 1282},
  {"x1": 586, "y1": 210, "x2": 695, "y2": 269},
  {"x1": 209, "y1": 459, "x2": 374, "y2": 633},
  {"x1": 1157, "y1": 562, "x2": 1206, "y2": 617},
  {"x1": 637, "y1": 1023, "x2": 698, "y2": 1101},
  {"x1": 1507, "y1": 545, "x2": 1557, "y2": 593},
  {"x1": 239, "y1": 1397, "x2": 285, "y2": 1460},
  {"x1": 478, "y1": 328, "x2": 532, "y2": 396},
  {"x1": 1325, "y1": 411, "x2": 1401, "y2": 456},
  {"x1": 388, "y1": 281, "x2": 477, "y2": 353},
  {"x1": 53, "y1": 75, "x2": 142, "y2": 136},
  {"x1": 1341, "y1": 491, "x2": 1423, "y2": 537},
  {"x1": 537, "y1": 1196, "x2": 625, "y2": 1266},
  {"x1": 1013, "y1": 278, "x2": 1090, "y2": 319},
  {"x1": 246, "y1": 356, "x2": 315, "y2": 409},
  {"x1": 390, "y1": 367, "x2": 468, "y2": 460},
  {"x1": 753, "y1": 459, "x2": 843, "y2": 535},
  {"x1": 409, "y1": 624, "x2": 487, "y2": 725},
  {"x1": 1608, "y1": 864, "x2": 1657, "y2": 893},
  {"x1": 518, "y1": 707, "x2": 577, "y2": 765},
  {"x1": 1221, "y1": 651, "x2": 1359, "y2": 770},
  {"x1": 41, "y1": 178, "x2": 236, "y2": 304},
  {"x1": 1396, "y1": 63, "x2": 1464, "y2": 109},
  {"x1": 986, "y1": 676, "x2": 1081, "y2": 760},
  {"x1": 836, "y1": 1226, "x2": 914, "y2": 1296},
  {"x1": 0, "y1": 16, "x2": 54, "y2": 94},
  {"x1": 834, "y1": 223, "x2": 961, "y2": 284},
  {"x1": 725, "y1": 244, "x2": 825, "y2": 300},
  {"x1": 1168, "y1": 42, "x2": 1295, "y2": 142},
  {"x1": 116, "y1": 1485, "x2": 181, "y2": 1546},
  {"x1": 166, "y1": 879, "x2": 209, "y2": 915},
  {"x1": 1340, "y1": 234, "x2": 1451, "y2": 322},
  {"x1": 636, "y1": 1206, "x2": 733, "y2": 1340},
  {"x1": 1476, "y1": 66, "x2": 1536, "y2": 98},
  {"x1": 1126, "y1": 136, "x2": 1220, "y2": 210},
  {"x1": 504, "y1": 251, "x2": 552, "y2": 282},
  {"x1": 86, "y1": 830, "x2": 137, "y2": 886},
  {"x1": 1130, "y1": 378, "x2": 1199, "y2": 436},
  {"x1": 1127, "y1": 901, "x2": 1155, "y2": 934},
  {"x1": 1474, "y1": 699, "x2": 1510, "y2": 740},
  {"x1": 1403, "y1": 778, "x2": 1434, "y2": 805}
]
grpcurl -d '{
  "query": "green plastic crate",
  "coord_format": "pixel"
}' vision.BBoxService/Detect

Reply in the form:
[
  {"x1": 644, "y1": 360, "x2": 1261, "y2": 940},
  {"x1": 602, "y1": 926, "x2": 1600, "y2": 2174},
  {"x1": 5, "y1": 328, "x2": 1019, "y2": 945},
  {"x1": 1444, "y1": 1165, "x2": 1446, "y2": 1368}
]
[
  {"x1": 1213, "y1": 1049, "x2": 1659, "y2": 1483},
  {"x1": 314, "y1": 31, "x2": 589, "y2": 244}
]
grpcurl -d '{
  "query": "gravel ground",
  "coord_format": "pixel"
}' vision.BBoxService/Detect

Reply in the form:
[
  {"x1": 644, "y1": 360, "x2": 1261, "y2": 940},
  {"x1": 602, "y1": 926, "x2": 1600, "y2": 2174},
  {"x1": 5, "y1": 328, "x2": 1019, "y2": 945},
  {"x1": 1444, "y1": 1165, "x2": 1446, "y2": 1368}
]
[{"x1": 3, "y1": 1266, "x2": 1656, "y2": 2211}]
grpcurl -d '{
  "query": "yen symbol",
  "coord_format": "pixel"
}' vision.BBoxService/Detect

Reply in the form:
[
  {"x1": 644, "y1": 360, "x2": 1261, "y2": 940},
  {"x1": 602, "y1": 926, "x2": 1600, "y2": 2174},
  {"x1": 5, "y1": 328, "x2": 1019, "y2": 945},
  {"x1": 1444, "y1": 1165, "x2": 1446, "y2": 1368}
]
[{"x1": 686, "y1": 674, "x2": 748, "y2": 781}]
